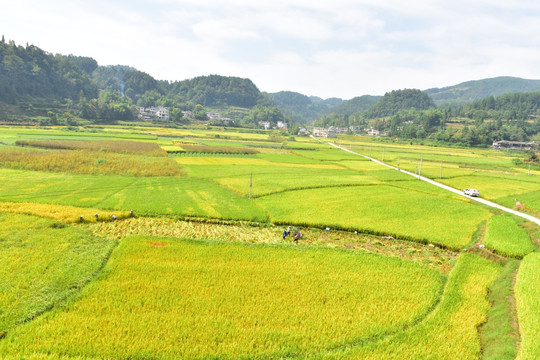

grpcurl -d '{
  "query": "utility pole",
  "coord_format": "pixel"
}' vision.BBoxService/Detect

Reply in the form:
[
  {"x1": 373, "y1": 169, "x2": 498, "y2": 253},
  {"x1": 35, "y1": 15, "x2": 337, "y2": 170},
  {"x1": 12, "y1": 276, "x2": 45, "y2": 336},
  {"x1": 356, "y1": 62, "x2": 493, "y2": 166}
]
[
  {"x1": 397, "y1": 156, "x2": 400, "y2": 170},
  {"x1": 529, "y1": 161, "x2": 532, "y2": 176},
  {"x1": 419, "y1": 154, "x2": 423, "y2": 179},
  {"x1": 249, "y1": 172, "x2": 252, "y2": 199},
  {"x1": 382, "y1": 148, "x2": 385, "y2": 162}
]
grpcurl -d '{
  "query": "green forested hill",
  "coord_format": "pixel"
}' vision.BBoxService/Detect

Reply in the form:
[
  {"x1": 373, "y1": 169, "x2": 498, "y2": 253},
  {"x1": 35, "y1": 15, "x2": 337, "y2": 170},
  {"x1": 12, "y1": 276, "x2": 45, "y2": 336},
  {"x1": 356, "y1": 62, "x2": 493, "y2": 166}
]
[
  {"x1": 426, "y1": 76, "x2": 540, "y2": 105},
  {"x1": 366, "y1": 89, "x2": 435, "y2": 118},
  {"x1": 264, "y1": 91, "x2": 338, "y2": 122},
  {"x1": 331, "y1": 95, "x2": 381, "y2": 115},
  {"x1": 0, "y1": 41, "x2": 98, "y2": 102},
  {"x1": 168, "y1": 75, "x2": 262, "y2": 108}
]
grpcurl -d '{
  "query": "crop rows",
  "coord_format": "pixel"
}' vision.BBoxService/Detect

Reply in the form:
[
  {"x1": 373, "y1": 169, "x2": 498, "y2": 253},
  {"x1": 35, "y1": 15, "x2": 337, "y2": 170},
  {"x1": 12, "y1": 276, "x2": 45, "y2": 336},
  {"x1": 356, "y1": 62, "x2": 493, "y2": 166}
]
[{"x1": 324, "y1": 254, "x2": 501, "y2": 359}]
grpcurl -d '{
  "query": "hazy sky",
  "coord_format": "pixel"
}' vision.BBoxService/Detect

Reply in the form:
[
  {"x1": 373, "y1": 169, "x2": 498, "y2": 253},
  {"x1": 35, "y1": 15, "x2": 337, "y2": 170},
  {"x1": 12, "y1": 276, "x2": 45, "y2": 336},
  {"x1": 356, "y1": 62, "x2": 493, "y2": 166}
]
[{"x1": 3, "y1": 0, "x2": 540, "y2": 99}]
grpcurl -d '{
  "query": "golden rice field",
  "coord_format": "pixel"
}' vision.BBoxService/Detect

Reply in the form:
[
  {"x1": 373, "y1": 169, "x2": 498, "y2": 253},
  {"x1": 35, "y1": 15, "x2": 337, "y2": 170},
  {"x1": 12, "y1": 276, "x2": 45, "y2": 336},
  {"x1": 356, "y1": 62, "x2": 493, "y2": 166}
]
[{"x1": 0, "y1": 236, "x2": 443, "y2": 359}]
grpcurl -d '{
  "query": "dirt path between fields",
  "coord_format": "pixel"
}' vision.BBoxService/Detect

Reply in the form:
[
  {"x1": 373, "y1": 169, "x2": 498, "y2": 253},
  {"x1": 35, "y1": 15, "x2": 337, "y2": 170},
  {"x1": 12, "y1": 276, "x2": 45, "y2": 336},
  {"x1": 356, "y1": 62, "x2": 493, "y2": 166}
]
[{"x1": 319, "y1": 138, "x2": 540, "y2": 227}]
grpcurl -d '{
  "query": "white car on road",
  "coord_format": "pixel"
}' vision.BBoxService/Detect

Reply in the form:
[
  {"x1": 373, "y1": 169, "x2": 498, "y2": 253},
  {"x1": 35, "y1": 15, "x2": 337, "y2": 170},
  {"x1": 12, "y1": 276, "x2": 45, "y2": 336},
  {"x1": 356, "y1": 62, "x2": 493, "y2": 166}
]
[{"x1": 463, "y1": 188, "x2": 479, "y2": 197}]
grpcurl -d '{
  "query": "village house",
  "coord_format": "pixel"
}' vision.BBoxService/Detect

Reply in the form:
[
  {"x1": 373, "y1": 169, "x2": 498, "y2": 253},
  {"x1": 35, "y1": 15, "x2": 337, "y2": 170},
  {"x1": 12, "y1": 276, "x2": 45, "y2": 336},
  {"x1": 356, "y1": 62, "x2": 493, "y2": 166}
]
[
  {"x1": 312, "y1": 127, "x2": 337, "y2": 138},
  {"x1": 137, "y1": 106, "x2": 169, "y2": 122},
  {"x1": 366, "y1": 127, "x2": 380, "y2": 137}
]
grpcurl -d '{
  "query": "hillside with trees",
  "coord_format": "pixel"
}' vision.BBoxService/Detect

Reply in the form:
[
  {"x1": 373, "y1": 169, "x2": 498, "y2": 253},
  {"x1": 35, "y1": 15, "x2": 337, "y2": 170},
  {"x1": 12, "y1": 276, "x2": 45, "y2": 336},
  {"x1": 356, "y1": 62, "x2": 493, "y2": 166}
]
[
  {"x1": 426, "y1": 76, "x2": 540, "y2": 106},
  {"x1": 0, "y1": 40, "x2": 97, "y2": 103},
  {"x1": 264, "y1": 91, "x2": 340, "y2": 122},
  {"x1": 0, "y1": 39, "x2": 289, "y2": 127},
  {"x1": 330, "y1": 95, "x2": 381, "y2": 115}
]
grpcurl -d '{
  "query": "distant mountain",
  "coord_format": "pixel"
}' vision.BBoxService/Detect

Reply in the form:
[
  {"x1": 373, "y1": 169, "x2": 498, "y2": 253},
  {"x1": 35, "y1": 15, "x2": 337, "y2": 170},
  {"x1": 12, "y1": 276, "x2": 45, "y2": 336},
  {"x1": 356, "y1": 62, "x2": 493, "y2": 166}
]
[
  {"x1": 366, "y1": 89, "x2": 435, "y2": 118},
  {"x1": 264, "y1": 91, "x2": 341, "y2": 122},
  {"x1": 309, "y1": 96, "x2": 344, "y2": 107},
  {"x1": 426, "y1": 76, "x2": 540, "y2": 105},
  {"x1": 330, "y1": 95, "x2": 381, "y2": 115}
]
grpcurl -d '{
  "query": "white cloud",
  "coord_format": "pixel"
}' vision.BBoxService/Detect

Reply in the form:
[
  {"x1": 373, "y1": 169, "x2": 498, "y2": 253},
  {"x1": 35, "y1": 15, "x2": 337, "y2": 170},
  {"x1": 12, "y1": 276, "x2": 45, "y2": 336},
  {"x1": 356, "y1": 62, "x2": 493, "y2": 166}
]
[{"x1": 3, "y1": 0, "x2": 540, "y2": 98}]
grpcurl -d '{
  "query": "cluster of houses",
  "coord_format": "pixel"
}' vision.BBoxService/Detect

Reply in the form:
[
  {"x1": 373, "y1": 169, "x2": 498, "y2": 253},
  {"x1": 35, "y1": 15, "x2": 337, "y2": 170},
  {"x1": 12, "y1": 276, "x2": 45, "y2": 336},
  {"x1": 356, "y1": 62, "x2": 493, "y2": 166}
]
[
  {"x1": 137, "y1": 106, "x2": 170, "y2": 122},
  {"x1": 137, "y1": 107, "x2": 235, "y2": 124},
  {"x1": 312, "y1": 126, "x2": 381, "y2": 138},
  {"x1": 492, "y1": 140, "x2": 540, "y2": 151},
  {"x1": 258, "y1": 121, "x2": 288, "y2": 130}
]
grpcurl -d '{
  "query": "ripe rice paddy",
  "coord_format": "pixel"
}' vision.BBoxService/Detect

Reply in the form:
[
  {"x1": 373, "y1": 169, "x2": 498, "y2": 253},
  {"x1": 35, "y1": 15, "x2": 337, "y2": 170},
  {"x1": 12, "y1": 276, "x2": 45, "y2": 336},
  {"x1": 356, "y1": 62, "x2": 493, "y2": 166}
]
[
  {"x1": 515, "y1": 253, "x2": 540, "y2": 360},
  {"x1": 0, "y1": 236, "x2": 443, "y2": 359},
  {"x1": 0, "y1": 213, "x2": 115, "y2": 335}
]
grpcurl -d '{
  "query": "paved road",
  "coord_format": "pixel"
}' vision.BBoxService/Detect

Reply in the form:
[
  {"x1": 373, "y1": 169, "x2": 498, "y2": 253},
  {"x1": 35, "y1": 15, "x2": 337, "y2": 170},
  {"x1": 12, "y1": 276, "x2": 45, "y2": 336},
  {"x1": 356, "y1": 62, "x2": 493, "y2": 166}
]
[{"x1": 322, "y1": 139, "x2": 540, "y2": 227}]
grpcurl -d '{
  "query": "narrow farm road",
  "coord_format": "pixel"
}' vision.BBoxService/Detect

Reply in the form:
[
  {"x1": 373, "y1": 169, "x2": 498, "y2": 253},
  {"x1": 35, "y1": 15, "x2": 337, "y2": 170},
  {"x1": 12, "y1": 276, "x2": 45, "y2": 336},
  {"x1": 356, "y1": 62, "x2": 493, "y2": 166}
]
[{"x1": 321, "y1": 138, "x2": 540, "y2": 227}]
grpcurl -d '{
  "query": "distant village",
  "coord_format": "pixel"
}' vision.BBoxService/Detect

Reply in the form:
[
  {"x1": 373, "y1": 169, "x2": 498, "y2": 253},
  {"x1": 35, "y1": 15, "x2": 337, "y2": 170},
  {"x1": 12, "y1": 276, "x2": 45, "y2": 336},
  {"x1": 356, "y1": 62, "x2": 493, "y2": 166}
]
[
  {"x1": 136, "y1": 107, "x2": 234, "y2": 125},
  {"x1": 311, "y1": 126, "x2": 381, "y2": 137},
  {"x1": 136, "y1": 106, "x2": 383, "y2": 137}
]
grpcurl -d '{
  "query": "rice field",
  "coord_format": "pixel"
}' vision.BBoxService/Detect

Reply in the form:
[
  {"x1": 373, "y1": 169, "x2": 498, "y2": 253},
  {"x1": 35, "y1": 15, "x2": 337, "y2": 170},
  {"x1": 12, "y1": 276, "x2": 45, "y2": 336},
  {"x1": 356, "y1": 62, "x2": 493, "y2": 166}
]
[
  {"x1": 515, "y1": 253, "x2": 540, "y2": 360},
  {"x1": 256, "y1": 184, "x2": 489, "y2": 249},
  {"x1": 0, "y1": 213, "x2": 116, "y2": 335},
  {"x1": 0, "y1": 125, "x2": 538, "y2": 359},
  {"x1": 324, "y1": 254, "x2": 501, "y2": 359},
  {"x1": 483, "y1": 215, "x2": 535, "y2": 258},
  {"x1": 0, "y1": 236, "x2": 443, "y2": 359}
]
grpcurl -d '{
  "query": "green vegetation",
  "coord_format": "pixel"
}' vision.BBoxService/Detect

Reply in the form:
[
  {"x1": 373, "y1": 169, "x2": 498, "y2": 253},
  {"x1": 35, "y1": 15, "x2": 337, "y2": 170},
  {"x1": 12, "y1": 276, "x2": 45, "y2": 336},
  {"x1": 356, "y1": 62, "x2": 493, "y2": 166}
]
[
  {"x1": 365, "y1": 89, "x2": 436, "y2": 118},
  {"x1": 480, "y1": 259, "x2": 520, "y2": 360},
  {"x1": 0, "y1": 169, "x2": 266, "y2": 221},
  {"x1": 326, "y1": 254, "x2": 501, "y2": 359},
  {"x1": 0, "y1": 213, "x2": 116, "y2": 335},
  {"x1": 256, "y1": 184, "x2": 488, "y2": 248},
  {"x1": 0, "y1": 236, "x2": 443, "y2": 359},
  {"x1": 515, "y1": 253, "x2": 540, "y2": 360},
  {"x1": 483, "y1": 215, "x2": 535, "y2": 258}
]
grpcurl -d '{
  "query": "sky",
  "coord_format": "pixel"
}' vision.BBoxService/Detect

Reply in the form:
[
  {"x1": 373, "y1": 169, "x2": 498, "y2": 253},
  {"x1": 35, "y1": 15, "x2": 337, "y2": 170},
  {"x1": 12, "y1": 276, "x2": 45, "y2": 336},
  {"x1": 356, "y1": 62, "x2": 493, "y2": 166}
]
[{"x1": 3, "y1": 0, "x2": 540, "y2": 99}]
